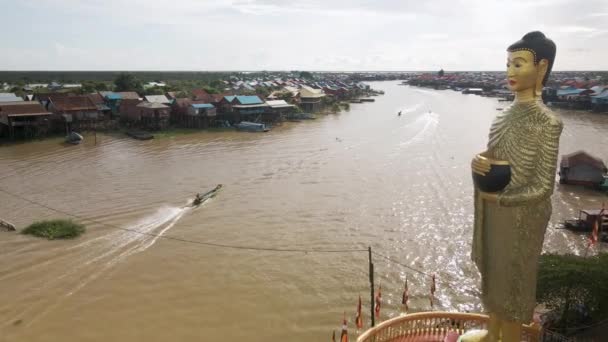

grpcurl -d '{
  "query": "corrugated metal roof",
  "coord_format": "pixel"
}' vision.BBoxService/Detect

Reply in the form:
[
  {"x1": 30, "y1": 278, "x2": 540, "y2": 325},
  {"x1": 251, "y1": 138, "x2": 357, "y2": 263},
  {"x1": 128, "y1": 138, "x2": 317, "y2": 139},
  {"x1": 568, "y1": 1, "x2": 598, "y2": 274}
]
[
  {"x1": 0, "y1": 93, "x2": 17, "y2": 97},
  {"x1": 144, "y1": 95, "x2": 170, "y2": 104},
  {"x1": 557, "y1": 88, "x2": 585, "y2": 96},
  {"x1": 137, "y1": 102, "x2": 169, "y2": 109},
  {"x1": 191, "y1": 103, "x2": 214, "y2": 109},
  {"x1": 105, "y1": 92, "x2": 122, "y2": 100},
  {"x1": 224, "y1": 95, "x2": 236, "y2": 102},
  {"x1": 235, "y1": 96, "x2": 263, "y2": 105},
  {"x1": 0, "y1": 96, "x2": 23, "y2": 102}
]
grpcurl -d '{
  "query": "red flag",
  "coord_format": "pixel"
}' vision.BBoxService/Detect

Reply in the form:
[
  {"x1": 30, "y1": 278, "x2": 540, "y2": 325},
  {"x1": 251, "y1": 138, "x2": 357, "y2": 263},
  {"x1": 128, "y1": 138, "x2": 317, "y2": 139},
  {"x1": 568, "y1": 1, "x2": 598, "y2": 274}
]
[
  {"x1": 340, "y1": 313, "x2": 348, "y2": 342},
  {"x1": 374, "y1": 285, "x2": 382, "y2": 317},
  {"x1": 589, "y1": 218, "x2": 599, "y2": 246},
  {"x1": 355, "y1": 295, "x2": 363, "y2": 329},
  {"x1": 332, "y1": 330, "x2": 336, "y2": 342},
  {"x1": 401, "y1": 277, "x2": 409, "y2": 311}
]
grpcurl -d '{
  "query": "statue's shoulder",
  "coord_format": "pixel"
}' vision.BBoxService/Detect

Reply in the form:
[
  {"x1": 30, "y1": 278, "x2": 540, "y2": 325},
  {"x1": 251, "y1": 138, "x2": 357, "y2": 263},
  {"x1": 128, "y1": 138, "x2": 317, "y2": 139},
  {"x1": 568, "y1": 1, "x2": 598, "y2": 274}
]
[{"x1": 537, "y1": 104, "x2": 563, "y2": 131}]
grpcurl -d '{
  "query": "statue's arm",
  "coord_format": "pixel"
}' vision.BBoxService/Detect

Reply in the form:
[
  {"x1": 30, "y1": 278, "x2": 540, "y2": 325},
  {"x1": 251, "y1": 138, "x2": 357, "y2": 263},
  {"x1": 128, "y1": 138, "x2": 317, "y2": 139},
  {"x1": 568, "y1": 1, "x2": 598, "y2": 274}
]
[{"x1": 497, "y1": 117, "x2": 563, "y2": 207}]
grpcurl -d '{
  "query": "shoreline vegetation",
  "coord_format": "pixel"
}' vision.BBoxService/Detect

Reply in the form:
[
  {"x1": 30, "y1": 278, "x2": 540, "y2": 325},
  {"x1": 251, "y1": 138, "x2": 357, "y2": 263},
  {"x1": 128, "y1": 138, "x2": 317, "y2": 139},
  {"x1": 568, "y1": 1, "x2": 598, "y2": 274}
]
[{"x1": 21, "y1": 219, "x2": 85, "y2": 239}]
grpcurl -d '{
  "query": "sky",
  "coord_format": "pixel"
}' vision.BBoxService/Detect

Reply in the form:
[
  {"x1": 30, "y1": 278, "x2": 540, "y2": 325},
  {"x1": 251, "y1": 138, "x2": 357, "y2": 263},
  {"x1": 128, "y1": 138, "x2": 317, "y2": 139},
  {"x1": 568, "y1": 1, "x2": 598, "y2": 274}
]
[{"x1": 0, "y1": 0, "x2": 607, "y2": 71}]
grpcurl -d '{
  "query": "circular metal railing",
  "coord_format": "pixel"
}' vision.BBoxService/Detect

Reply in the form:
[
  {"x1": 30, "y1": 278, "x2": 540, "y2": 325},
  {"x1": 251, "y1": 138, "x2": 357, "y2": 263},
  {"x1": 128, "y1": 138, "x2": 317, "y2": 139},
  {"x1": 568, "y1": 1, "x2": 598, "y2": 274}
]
[{"x1": 356, "y1": 311, "x2": 541, "y2": 342}]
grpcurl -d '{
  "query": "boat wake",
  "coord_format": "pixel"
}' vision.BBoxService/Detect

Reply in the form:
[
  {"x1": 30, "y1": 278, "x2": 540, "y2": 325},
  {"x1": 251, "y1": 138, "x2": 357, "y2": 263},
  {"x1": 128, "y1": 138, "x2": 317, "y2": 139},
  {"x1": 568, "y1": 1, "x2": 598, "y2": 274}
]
[
  {"x1": 2, "y1": 203, "x2": 197, "y2": 329},
  {"x1": 398, "y1": 111, "x2": 439, "y2": 147}
]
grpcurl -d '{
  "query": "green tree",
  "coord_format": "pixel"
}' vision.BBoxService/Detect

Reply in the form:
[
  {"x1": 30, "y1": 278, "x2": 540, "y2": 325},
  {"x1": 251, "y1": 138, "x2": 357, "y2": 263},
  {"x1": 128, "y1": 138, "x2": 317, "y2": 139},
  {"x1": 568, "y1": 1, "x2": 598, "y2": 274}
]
[
  {"x1": 114, "y1": 72, "x2": 143, "y2": 92},
  {"x1": 95, "y1": 82, "x2": 108, "y2": 91},
  {"x1": 299, "y1": 71, "x2": 313, "y2": 80},
  {"x1": 81, "y1": 81, "x2": 96, "y2": 94}
]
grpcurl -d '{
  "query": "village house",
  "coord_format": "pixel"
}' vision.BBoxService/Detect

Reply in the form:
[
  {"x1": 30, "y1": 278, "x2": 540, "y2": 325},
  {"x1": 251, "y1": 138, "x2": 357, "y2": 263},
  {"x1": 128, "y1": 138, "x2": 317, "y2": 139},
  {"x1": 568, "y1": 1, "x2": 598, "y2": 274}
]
[
  {"x1": 47, "y1": 94, "x2": 101, "y2": 130},
  {"x1": 299, "y1": 85, "x2": 325, "y2": 112},
  {"x1": 119, "y1": 99, "x2": 169, "y2": 130},
  {"x1": 559, "y1": 151, "x2": 607, "y2": 187},
  {"x1": 0, "y1": 101, "x2": 53, "y2": 139},
  {"x1": 218, "y1": 95, "x2": 267, "y2": 123},
  {"x1": 265, "y1": 100, "x2": 295, "y2": 121},
  {"x1": 171, "y1": 98, "x2": 216, "y2": 128},
  {"x1": 87, "y1": 93, "x2": 112, "y2": 118},
  {"x1": 185, "y1": 103, "x2": 216, "y2": 128}
]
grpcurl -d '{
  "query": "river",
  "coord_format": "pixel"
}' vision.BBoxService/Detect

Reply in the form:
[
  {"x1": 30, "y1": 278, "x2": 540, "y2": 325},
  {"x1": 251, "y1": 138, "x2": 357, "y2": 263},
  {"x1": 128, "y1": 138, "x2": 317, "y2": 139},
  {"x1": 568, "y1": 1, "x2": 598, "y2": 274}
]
[{"x1": 1, "y1": 81, "x2": 607, "y2": 341}]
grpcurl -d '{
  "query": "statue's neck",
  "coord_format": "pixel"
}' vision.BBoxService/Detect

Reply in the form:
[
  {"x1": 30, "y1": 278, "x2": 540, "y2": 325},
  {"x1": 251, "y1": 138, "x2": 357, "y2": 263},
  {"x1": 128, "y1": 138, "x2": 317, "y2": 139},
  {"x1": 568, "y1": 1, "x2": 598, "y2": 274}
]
[{"x1": 514, "y1": 88, "x2": 540, "y2": 105}]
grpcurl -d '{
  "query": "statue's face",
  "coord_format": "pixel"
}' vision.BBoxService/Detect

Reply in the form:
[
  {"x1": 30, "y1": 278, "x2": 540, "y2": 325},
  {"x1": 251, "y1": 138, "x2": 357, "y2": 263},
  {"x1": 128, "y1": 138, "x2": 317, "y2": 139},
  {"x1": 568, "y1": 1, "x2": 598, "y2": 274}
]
[{"x1": 506, "y1": 50, "x2": 538, "y2": 92}]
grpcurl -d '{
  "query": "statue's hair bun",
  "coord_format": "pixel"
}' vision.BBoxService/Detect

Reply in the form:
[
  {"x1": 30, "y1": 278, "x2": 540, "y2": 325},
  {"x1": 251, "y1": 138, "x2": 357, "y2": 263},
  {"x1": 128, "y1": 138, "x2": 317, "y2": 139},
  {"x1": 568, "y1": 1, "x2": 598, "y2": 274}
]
[{"x1": 522, "y1": 31, "x2": 546, "y2": 40}]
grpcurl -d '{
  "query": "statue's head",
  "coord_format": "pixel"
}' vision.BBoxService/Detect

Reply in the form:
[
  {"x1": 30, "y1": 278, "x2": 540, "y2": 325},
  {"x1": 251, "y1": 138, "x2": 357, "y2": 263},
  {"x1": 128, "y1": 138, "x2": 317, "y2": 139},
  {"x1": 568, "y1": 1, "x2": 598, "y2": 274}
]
[{"x1": 506, "y1": 31, "x2": 556, "y2": 95}]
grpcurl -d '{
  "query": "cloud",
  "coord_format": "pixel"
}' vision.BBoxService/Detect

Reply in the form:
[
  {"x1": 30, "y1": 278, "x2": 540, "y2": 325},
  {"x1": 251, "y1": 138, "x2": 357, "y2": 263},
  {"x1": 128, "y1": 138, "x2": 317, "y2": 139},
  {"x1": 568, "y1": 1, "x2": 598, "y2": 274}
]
[{"x1": 2, "y1": 0, "x2": 607, "y2": 70}]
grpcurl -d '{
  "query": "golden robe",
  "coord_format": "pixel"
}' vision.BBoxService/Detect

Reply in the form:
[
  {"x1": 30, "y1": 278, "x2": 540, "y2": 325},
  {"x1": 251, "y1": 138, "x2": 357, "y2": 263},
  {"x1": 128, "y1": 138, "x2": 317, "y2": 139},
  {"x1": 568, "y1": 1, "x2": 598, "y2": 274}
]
[{"x1": 472, "y1": 99, "x2": 563, "y2": 322}]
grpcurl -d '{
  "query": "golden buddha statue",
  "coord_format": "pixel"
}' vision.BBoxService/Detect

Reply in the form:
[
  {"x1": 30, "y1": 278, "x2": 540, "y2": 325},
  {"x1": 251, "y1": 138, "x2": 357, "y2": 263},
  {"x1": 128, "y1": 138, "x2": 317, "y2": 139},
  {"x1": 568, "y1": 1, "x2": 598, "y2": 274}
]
[{"x1": 469, "y1": 31, "x2": 563, "y2": 342}]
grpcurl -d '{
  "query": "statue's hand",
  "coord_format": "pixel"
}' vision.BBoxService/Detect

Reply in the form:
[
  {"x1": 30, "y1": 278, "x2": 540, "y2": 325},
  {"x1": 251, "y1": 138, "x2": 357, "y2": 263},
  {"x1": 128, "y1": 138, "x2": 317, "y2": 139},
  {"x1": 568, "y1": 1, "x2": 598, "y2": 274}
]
[
  {"x1": 471, "y1": 154, "x2": 491, "y2": 176},
  {"x1": 479, "y1": 191, "x2": 499, "y2": 203}
]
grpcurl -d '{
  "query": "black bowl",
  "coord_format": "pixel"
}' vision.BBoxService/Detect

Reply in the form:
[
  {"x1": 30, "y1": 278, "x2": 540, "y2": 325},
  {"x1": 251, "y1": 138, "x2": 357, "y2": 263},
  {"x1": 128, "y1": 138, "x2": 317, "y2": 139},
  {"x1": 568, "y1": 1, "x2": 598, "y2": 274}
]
[{"x1": 472, "y1": 158, "x2": 511, "y2": 193}]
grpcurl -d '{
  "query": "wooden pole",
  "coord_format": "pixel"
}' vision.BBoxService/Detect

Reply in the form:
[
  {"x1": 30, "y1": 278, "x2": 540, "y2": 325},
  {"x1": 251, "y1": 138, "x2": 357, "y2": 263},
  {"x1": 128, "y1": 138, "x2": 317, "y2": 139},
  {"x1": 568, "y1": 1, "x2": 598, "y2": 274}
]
[{"x1": 368, "y1": 246, "x2": 375, "y2": 327}]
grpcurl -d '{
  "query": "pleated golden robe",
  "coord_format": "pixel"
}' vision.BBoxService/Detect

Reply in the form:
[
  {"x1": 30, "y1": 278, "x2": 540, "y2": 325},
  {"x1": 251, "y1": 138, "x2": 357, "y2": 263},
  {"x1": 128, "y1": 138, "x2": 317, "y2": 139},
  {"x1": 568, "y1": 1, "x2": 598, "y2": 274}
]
[{"x1": 472, "y1": 99, "x2": 563, "y2": 321}]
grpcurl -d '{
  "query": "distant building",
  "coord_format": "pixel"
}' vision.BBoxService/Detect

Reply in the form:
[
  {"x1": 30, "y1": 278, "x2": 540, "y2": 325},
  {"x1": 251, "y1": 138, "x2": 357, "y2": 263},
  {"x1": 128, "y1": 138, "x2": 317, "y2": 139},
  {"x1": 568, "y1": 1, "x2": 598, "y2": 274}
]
[
  {"x1": 462, "y1": 88, "x2": 484, "y2": 95},
  {"x1": 0, "y1": 93, "x2": 23, "y2": 102},
  {"x1": 0, "y1": 101, "x2": 52, "y2": 139},
  {"x1": 559, "y1": 151, "x2": 607, "y2": 187}
]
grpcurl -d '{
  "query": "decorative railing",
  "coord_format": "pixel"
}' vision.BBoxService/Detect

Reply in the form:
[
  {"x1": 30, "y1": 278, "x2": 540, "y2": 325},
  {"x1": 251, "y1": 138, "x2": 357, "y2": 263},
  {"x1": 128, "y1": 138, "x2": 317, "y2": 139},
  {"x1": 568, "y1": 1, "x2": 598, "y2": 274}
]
[{"x1": 356, "y1": 312, "x2": 542, "y2": 342}]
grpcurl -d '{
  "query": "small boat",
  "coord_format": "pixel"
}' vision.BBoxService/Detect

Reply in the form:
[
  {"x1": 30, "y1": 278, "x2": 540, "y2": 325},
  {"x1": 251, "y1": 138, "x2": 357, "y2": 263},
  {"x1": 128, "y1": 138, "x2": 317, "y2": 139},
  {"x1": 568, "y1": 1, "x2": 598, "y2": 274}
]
[
  {"x1": 192, "y1": 184, "x2": 223, "y2": 207},
  {"x1": 65, "y1": 131, "x2": 83, "y2": 145},
  {"x1": 235, "y1": 121, "x2": 269, "y2": 132},
  {"x1": 496, "y1": 108, "x2": 503, "y2": 111},
  {"x1": 563, "y1": 209, "x2": 608, "y2": 232},
  {"x1": 0, "y1": 218, "x2": 16, "y2": 231},
  {"x1": 287, "y1": 112, "x2": 316, "y2": 120},
  {"x1": 126, "y1": 130, "x2": 154, "y2": 140},
  {"x1": 360, "y1": 98, "x2": 375, "y2": 102}
]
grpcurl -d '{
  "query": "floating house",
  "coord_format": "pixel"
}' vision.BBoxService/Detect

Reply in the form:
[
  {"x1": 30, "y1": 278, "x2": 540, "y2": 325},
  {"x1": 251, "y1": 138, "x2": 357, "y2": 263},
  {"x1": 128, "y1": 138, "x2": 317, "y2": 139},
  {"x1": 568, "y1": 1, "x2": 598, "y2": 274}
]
[
  {"x1": 299, "y1": 85, "x2": 325, "y2": 112},
  {"x1": 120, "y1": 100, "x2": 170, "y2": 130},
  {"x1": 559, "y1": 151, "x2": 607, "y2": 187},
  {"x1": 0, "y1": 101, "x2": 52, "y2": 139}
]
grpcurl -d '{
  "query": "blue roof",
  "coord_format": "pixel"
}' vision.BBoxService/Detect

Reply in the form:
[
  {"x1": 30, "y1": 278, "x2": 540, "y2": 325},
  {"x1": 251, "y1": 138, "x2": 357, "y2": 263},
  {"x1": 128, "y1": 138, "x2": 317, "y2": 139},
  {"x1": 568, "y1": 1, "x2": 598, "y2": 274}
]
[
  {"x1": 105, "y1": 93, "x2": 122, "y2": 100},
  {"x1": 224, "y1": 95, "x2": 236, "y2": 102},
  {"x1": 235, "y1": 95, "x2": 263, "y2": 105},
  {"x1": 557, "y1": 88, "x2": 585, "y2": 96},
  {"x1": 191, "y1": 103, "x2": 214, "y2": 109}
]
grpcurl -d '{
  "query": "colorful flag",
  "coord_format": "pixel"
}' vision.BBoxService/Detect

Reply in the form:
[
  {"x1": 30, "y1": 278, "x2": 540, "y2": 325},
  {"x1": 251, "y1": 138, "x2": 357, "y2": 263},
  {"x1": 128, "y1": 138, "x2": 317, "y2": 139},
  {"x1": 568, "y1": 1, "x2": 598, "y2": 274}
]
[
  {"x1": 374, "y1": 285, "x2": 382, "y2": 317},
  {"x1": 590, "y1": 218, "x2": 599, "y2": 246},
  {"x1": 355, "y1": 295, "x2": 363, "y2": 329},
  {"x1": 401, "y1": 277, "x2": 409, "y2": 311},
  {"x1": 340, "y1": 313, "x2": 348, "y2": 342}
]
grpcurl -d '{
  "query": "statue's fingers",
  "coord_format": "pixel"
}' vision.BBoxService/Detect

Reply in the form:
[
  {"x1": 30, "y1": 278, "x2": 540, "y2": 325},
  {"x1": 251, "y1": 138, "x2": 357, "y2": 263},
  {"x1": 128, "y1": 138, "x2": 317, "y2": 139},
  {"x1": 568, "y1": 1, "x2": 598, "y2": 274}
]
[
  {"x1": 472, "y1": 168, "x2": 487, "y2": 176},
  {"x1": 472, "y1": 161, "x2": 490, "y2": 172}
]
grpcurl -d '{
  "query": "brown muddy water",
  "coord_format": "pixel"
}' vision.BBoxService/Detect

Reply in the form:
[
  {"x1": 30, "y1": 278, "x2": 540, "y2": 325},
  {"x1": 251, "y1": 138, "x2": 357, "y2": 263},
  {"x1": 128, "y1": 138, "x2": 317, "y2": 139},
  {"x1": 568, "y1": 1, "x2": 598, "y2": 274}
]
[{"x1": 1, "y1": 82, "x2": 607, "y2": 341}]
